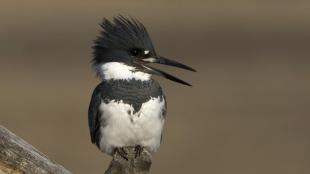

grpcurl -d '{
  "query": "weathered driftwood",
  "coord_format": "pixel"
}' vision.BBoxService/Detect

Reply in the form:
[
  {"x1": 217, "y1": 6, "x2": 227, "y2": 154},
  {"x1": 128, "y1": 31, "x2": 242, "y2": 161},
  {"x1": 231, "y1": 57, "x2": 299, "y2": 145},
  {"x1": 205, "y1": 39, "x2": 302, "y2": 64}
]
[
  {"x1": 0, "y1": 125, "x2": 71, "y2": 174},
  {"x1": 0, "y1": 125, "x2": 153, "y2": 174},
  {"x1": 104, "y1": 147, "x2": 152, "y2": 174}
]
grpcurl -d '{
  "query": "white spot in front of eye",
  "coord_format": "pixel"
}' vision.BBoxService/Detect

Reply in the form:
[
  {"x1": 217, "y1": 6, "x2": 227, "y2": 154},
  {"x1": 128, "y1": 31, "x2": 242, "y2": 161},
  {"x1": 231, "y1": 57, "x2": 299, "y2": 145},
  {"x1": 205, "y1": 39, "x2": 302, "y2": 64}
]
[{"x1": 144, "y1": 50, "x2": 150, "y2": 55}]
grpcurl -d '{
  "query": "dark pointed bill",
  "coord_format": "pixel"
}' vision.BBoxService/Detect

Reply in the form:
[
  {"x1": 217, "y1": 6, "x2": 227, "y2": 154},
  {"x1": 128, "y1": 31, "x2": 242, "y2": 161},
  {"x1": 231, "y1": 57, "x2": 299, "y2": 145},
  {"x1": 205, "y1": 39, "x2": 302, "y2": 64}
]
[
  {"x1": 153, "y1": 56, "x2": 196, "y2": 72},
  {"x1": 141, "y1": 56, "x2": 195, "y2": 86},
  {"x1": 142, "y1": 65, "x2": 192, "y2": 86}
]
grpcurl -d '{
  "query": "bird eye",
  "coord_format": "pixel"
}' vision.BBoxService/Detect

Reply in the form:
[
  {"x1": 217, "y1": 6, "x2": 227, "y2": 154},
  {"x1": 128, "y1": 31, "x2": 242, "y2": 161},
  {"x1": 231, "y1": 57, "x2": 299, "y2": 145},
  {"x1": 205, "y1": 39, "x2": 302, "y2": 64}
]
[{"x1": 130, "y1": 48, "x2": 142, "y2": 57}]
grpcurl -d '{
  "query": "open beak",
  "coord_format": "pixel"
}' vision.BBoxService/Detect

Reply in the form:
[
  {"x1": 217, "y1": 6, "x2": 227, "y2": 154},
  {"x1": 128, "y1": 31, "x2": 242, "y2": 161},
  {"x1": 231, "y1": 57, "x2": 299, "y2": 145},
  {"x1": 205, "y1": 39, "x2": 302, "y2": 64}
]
[{"x1": 141, "y1": 56, "x2": 196, "y2": 86}]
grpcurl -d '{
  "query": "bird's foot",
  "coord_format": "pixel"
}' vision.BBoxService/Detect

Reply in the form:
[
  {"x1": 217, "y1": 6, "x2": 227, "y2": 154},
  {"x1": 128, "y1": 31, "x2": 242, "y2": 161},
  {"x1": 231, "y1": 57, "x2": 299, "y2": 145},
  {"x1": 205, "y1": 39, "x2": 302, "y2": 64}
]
[
  {"x1": 115, "y1": 147, "x2": 128, "y2": 161},
  {"x1": 134, "y1": 145, "x2": 143, "y2": 158}
]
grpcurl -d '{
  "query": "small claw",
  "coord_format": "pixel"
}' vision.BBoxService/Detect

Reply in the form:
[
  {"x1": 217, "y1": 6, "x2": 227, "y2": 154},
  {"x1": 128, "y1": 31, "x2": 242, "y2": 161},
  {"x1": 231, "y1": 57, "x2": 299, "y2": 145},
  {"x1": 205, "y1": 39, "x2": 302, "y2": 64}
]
[
  {"x1": 135, "y1": 145, "x2": 143, "y2": 158},
  {"x1": 115, "y1": 148, "x2": 128, "y2": 161}
]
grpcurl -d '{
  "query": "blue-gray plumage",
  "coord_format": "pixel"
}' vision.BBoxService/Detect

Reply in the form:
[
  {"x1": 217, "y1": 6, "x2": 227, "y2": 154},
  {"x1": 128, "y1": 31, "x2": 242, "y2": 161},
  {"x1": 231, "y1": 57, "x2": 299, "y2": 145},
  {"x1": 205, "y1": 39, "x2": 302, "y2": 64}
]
[
  {"x1": 88, "y1": 15, "x2": 195, "y2": 158},
  {"x1": 89, "y1": 79, "x2": 166, "y2": 154}
]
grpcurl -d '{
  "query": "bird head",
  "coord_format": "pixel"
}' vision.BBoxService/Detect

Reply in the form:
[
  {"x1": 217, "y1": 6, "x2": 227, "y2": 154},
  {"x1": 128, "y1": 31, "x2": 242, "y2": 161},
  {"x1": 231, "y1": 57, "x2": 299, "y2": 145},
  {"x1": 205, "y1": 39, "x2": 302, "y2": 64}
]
[{"x1": 92, "y1": 16, "x2": 196, "y2": 86}]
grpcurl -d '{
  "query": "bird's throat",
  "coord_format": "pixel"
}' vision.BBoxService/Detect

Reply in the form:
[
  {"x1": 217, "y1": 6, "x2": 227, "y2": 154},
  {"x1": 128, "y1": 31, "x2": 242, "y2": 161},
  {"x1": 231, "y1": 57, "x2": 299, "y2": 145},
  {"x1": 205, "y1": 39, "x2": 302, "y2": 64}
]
[{"x1": 96, "y1": 62, "x2": 151, "y2": 81}]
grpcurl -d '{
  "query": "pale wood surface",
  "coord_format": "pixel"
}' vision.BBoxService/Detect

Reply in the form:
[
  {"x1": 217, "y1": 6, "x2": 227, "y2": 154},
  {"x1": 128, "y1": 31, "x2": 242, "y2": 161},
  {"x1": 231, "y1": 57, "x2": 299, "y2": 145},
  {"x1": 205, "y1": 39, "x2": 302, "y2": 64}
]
[
  {"x1": 0, "y1": 125, "x2": 71, "y2": 174},
  {"x1": 0, "y1": 125, "x2": 152, "y2": 174}
]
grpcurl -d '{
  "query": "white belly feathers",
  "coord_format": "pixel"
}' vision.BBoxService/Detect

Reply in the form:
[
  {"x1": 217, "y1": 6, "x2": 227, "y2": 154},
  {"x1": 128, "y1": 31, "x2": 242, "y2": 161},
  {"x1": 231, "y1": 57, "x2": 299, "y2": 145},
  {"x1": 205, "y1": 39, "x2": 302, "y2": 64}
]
[{"x1": 98, "y1": 96, "x2": 165, "y2": 154}]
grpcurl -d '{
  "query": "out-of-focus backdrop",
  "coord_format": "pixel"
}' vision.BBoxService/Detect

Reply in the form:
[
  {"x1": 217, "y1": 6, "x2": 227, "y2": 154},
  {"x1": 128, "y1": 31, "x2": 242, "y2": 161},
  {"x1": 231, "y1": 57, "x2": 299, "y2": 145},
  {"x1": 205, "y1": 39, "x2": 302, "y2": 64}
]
[{"x1": 1, "y1": 1, "x2": 310, "y2": 174}]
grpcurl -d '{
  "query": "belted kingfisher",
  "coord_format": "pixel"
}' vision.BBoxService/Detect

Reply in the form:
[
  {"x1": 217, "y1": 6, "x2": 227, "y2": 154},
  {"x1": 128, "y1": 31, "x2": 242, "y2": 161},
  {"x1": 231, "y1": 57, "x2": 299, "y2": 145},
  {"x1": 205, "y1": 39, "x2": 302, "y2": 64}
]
[{"x1": 88, "y1": 16, "x2": 195, "y2": 159}]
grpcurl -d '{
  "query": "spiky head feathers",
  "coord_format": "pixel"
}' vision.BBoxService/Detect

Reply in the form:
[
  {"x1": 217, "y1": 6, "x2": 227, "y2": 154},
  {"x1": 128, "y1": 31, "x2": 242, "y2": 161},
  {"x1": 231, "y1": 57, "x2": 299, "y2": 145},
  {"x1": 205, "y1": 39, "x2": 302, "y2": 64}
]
[{"x1": 92, "y1": 16, "x2": 155, "y2": 66}]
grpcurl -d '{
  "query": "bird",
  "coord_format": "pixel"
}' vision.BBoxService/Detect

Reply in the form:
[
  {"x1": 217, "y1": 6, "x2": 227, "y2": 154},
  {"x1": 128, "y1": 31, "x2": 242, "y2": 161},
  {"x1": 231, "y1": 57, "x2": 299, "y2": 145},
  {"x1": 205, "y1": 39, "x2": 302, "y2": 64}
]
[{"x1": 88, "y1": 16, "x2": 196, "y2": 159}]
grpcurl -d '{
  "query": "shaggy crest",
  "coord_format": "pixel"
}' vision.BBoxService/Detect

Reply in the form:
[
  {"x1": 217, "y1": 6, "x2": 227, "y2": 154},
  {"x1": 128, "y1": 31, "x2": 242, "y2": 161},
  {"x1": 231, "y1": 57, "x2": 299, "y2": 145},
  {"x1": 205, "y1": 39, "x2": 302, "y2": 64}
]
[{"x1": 92, "y1": 16, "x2": 155, "y2": 66}]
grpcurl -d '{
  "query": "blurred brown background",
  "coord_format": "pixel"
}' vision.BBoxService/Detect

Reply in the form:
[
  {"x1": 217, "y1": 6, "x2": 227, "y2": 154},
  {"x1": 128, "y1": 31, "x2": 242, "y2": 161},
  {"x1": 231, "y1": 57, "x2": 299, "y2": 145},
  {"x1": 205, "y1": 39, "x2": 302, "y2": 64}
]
[{"x1": 1, "y1": 1, "x2": 310, "y2": 174}]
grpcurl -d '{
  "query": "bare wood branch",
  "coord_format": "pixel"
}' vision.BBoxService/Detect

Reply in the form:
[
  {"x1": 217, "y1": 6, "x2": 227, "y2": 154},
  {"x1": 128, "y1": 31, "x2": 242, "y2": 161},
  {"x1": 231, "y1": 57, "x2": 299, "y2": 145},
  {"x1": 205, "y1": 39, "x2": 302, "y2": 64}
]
[
  {"x1": 104, "y1": 147, "x2": 152, "y2": 174},
  {"x1": 0, "y1": 125, "x2": 153, "y2": 174},
  {"x1": 0, "y1": 125, "x2": 71, "y2": 174}
]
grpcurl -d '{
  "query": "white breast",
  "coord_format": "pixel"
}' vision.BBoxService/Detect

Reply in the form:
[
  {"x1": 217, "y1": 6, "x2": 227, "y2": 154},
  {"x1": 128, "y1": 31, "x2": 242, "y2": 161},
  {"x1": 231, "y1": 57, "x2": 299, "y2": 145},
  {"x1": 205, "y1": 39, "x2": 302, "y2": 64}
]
[{"x1": 98, "y1": 96, "x2": 165, "y2": 154}]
